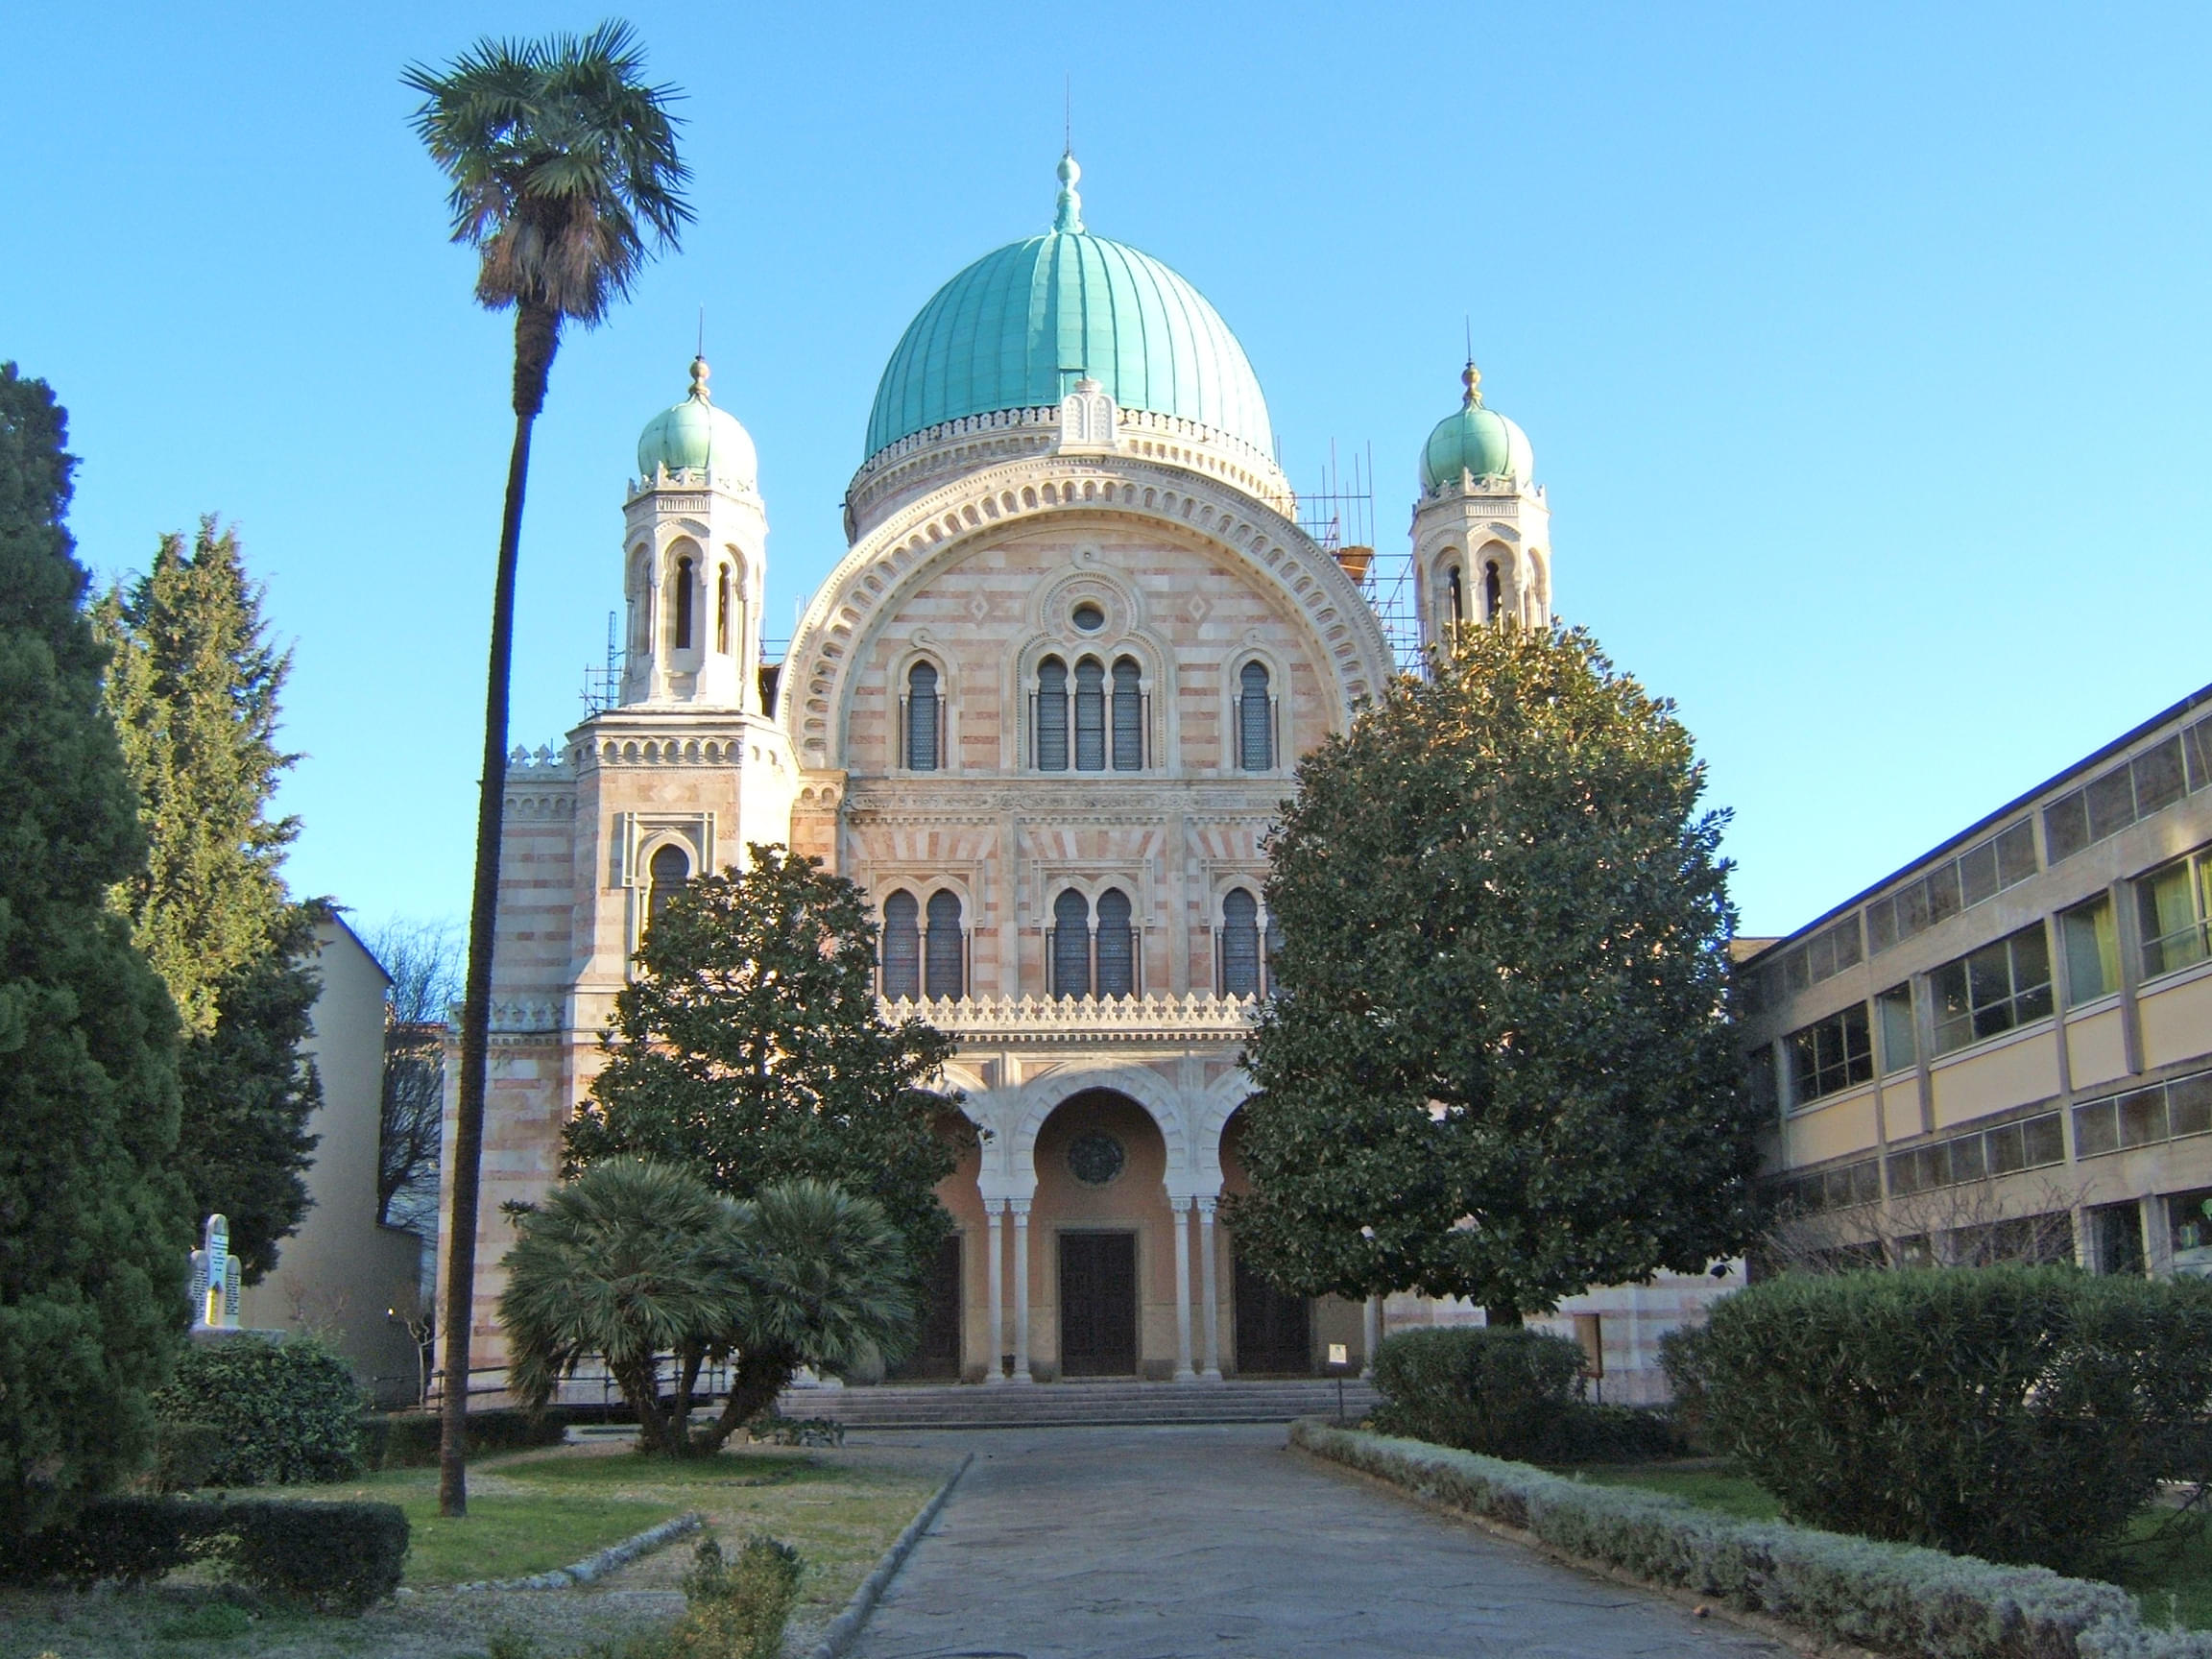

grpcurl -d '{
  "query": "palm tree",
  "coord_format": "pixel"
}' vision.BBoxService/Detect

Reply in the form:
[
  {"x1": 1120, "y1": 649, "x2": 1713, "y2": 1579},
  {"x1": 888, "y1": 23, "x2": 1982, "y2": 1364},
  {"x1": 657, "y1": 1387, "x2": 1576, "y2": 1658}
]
[
  {"x1": 500, "y1": 1165, "x2": 918, "y2": 1459},
  {"x1": 699, "y1": 1179, "x2": 919, "y2": 1452},
  {"x1": 404, "y1": 22, "x2": 691, "y2": 1515},
  {"x1": 500, "y1": 1160, "x2": 745, "y2": 1457}
]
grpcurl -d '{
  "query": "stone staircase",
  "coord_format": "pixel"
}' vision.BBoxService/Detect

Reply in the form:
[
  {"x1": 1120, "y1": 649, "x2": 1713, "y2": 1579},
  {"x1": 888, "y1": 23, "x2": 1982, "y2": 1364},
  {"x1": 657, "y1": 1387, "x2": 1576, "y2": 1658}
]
[{"x1": 774, "y1": 1376, "x2": 1378, "y2": 1431}]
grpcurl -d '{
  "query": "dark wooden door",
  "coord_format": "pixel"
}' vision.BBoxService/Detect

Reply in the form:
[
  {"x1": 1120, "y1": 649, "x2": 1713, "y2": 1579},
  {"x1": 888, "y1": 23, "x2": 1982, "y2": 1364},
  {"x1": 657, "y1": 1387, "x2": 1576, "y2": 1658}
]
[
  {"x1": 887, "y1": 1234, "x2": 962, "y2": 1381},
  {"x1": 1058, "y1": 1232, "x2": 1138, "y2": 1376},
  {"x1": 1233, "y1": 1251, "x2": 1311, "y2": 1374}
]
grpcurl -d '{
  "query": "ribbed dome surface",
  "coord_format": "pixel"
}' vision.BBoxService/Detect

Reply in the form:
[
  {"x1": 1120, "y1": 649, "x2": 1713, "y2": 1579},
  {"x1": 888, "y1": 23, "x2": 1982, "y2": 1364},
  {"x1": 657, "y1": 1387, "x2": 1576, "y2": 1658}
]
[
  {"x1": 1419, "y1": 365, "x2": 1532, "y2": 491},
  {"x1": 863, "y1": 157, "x2": 1272, "y2": 465},
  {"x1": 637, "y1": 357, "x2": 757, "y2": 484}
]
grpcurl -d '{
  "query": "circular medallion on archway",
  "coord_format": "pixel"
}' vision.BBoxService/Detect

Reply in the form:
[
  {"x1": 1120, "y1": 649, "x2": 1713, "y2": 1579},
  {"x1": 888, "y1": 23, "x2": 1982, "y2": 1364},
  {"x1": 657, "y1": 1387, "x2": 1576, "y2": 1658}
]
[{"x1": 1067, "y1": 1132, "x2": 1127, "y2": 1188}]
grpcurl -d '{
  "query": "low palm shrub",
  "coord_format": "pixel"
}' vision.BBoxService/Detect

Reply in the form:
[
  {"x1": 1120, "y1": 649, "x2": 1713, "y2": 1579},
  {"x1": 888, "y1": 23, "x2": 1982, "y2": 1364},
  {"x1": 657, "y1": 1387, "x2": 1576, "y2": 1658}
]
[{"x1": 1666, "y1": 1265, "x2": 2212, "y2": 1573}]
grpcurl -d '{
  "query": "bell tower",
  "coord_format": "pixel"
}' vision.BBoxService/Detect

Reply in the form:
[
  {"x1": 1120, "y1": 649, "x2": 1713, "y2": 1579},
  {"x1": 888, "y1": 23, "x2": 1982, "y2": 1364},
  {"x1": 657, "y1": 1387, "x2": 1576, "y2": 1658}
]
[
  {"x1": 621, "y1": 355, "x2": 766, "y2": 710},
  {"x1": 1408, "y1": 361, "x2": 1551, "y2": 654}
]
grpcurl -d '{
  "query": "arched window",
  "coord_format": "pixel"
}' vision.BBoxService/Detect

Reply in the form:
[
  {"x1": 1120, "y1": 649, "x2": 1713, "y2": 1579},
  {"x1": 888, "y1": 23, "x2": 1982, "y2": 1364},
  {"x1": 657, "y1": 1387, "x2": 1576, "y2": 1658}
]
[
  {"x1": 647, "y1": 844, "x2": 690, "y2": 926},
  {"x1": 1051, "y1": 888, "x2": 1091, "y2": 998},
  {"x1": 1074, "y1": 657, "x2": 1106, "y2": 771},
  {"x1": 1220, "y1": 888, "x2": 1261, "y2": 998},
  {"x1": 716, "y1": 565, "x2": 732, "y2": 653},
  {"x1": 1036, "y1": 657, "x2": 1069, "y2": 772},
  {"x1": 1483, "y1": 560, "x2": 1503, "y2": 623},
  {"x1": 1111, "y1": 657, "x2": 1142, "y2": 770},
  {"x1": 1095, "y1": 888, "x2": 1135, "y2": 998},
  {"x1": 925, "y1": 889, "x2": 963, "y2": 999},
  {"x1": 1238, "y1": 661, "x2": 1273, "y2": 771},
  {"x1": 672, "y1": 556, "x2": 695, "y2": 651},
  {"x1": 1446, "y1": 565, "x2": 1465, "y2": 636},
  {"x1": 881, "y1": 890, "x2": 921, "y2": 1001},
  {"x1": 905, "y1": 661, "x2": 940, "y2": 771}
]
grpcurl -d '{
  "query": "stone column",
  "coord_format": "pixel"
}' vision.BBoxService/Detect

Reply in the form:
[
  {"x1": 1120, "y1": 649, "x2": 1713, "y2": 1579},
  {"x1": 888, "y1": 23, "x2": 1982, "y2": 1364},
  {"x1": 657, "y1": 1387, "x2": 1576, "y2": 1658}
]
[
  {"x1": 1197, "y1": 1196, "x2": 1222, "y2": 1379},
  {"x1": 1011, "y1": 1199, "x2": 1034, "y2": 1382},
  {"x1": 1171, "y1": 1197, "x2": 1195, "y2": 1381},
  {"x1": 983, "y1": 1201, "x2": 1006, "y2": 1384},
  {"x1": 1361, "y1": 1294, "x2": 1382, "y2": 1379}
]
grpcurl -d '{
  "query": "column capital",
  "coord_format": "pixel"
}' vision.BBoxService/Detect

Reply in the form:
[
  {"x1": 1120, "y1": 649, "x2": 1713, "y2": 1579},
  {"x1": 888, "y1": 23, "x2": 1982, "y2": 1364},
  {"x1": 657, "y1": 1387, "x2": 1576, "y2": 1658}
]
[
  {"x1": 1009, "y1": 1198, "x2": 1032, "y2": 1218},
  {"x1": 1195, "y1": 1193, "x2": 1219, "y2": 1217}
]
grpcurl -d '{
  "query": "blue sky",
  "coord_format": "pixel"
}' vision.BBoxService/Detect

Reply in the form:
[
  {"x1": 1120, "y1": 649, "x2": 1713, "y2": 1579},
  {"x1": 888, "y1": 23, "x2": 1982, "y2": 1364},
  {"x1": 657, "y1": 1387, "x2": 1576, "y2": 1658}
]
[{"x1": 7, "y1": 2, "x2": 2209, "y2": 941}]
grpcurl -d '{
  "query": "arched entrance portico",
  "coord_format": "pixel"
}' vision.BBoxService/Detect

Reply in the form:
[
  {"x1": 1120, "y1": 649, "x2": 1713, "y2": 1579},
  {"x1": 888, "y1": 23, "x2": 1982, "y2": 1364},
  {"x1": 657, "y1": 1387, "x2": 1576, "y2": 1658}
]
[{"x1": 1030, "y1": 1089, "x2": 1172, "y2": 1379}]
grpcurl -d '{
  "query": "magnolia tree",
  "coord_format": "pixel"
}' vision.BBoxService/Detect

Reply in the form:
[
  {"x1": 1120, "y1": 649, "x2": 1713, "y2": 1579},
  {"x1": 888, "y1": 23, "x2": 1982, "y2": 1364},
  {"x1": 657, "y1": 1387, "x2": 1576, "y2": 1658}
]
[{"x1": 1229, "y1": 622, "x2": 1763, "y2": 1322}]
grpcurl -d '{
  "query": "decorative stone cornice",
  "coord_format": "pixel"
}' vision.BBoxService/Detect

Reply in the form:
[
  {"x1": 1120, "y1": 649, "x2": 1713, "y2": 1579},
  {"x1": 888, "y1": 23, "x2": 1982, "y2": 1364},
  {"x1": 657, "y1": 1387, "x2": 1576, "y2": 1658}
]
[
  {"x1": 788, "y1": 457, "x2": 1394, "y2": 771},
  {"x1": 880, "y1": 991, "x2": 1258, "y2": 1044},
  {"x1": 489, "y1": 998, "x2": 563, "y2": 1034}
]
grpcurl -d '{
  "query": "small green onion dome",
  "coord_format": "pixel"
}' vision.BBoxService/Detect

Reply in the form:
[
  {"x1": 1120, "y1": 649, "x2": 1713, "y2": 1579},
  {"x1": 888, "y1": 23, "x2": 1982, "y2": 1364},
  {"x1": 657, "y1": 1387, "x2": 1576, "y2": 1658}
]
[
  {"x1": 1419, "y1": 363, "x2": 1533, "y2": 491},
  {"x1": 637, "y1": 356, "x2": 757, "y2": 484}
]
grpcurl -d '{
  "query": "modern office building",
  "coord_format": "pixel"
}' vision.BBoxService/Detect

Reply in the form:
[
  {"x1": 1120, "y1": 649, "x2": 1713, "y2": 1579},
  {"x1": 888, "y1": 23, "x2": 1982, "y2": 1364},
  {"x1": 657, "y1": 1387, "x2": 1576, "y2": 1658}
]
[{"x1": 1737, "y1": 684, "x2": 2212, "y2": 1276}]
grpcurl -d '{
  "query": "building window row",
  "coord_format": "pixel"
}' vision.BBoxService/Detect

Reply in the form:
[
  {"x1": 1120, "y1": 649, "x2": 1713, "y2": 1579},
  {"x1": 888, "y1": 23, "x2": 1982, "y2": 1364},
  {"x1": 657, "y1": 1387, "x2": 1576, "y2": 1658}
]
[
  {"x1": 1034, "y1": 655, "x2": 1146, "y2": 772},
  {"x1": 1049, "y1": 887, "x2": 1139, "y2": 999},
  {"x1": 1216, "y1": 887, "x2": 1284, "y2": 998},
  {"x1": 2073, "y1": 1068, "x2": 2212, "y2": 1160},
  {"x1": 1887, "y1": 1110, "x2": 2064, "y2": 1196},
  {"x1": 1866, "y1": 819, "x2": 2037, "y2": 957},
  {"x1": 2138, "y1": 847, "x2": 2212, "y2": 980},
  {"x1": 1767, "y1": 914, "x2": 1864, "y2": 1002},
  {"x1": 1780, "y1": 1155, "x2": 1882, "y2": 1214},
  {"x1": 2045, "y1": 716, "x2": 2212, "y2": 863},
  {"x1": 1930, "y1": 923, "x2": 2052, "y2": 1055},
  {"x1": 1786, "y1": 1003, "x2": 1870, "y2": 1104},
  {"x1": 881, "y1": 888, "x2": 966, "y2": 1001}
]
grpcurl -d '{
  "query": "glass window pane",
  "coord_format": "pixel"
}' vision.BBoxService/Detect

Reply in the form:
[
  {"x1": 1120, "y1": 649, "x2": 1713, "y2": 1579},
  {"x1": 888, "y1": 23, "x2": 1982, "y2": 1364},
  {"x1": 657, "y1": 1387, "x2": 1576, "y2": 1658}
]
[
  {"x1": 1051, "y1": 888, "x2": 1090, "y2": 998},
  {"x1": 1932, "y1": 961, "x2": 1972, "y2": 1053},
  {"x1": 1851, "y1": 1160, "x2": 1883, "y2": 1204},
  {"x1": 1966, "y1": 941, "x2": 2013, "y2": 1011},
  {"x1": 1946, "y1": 1136, "x2": 1985, "y2": 1183},
  {"x1": 2187, "y1": 717, "x2": 2212, "y2": 794},
  {"x1": 2023, "y1": 1114, "x2": 2064, "y2": 1166},
  {"x1": 1832, "y1": 917, "x2": 1863, "y2": 971},
  {"x1": 2120, "y1": 1087, "x2": 2167, "y2": 1148},
  {"x1": 2062, "y1": 899, "x2": 2118, "y2": 1006},
  {"x1": 1960, "y1": 841, "x2": 1999, "y2": 908},
  {"x1": 2134, "y1": 738, "x2": 2186, "y2": 815},
  {"x1": 2087, "y1": 768, "x2": 2137, "y2": 841},
  {"x1": 924, "y1": 890, "x2": 964, "y2": 999},
  {"x1": 2139, "y1": 861, "x2": 2200, "y2": 977},
  {"x1": 2075, "y1": 1099, "x2": 2118, "y2": 1158},
  {"x1": 2010, "y1": 925, "x2": 2051, "y2": 997},
  {"x1": 2171, "y1": 1073, "x2": 2212, "y2": 1140},
  {"x1": 2172, "y1": 1189, "x2": 2212, "y2": 1271},
  {"x1": 906, "y1": 662, "x2": 939, "y2": 771},
  {"x1": 1783, "y1": 950, "x2": 1810, "y2": 994},
  {"x1": 1995, "y1": 821, "x2": 2038, "y2": 887},
  {"x1": 881, "y1": 890, "x2": 921, "y2": 1002},
  {"x1": 1986, "y1": 1122, "x2": 2026, "y2": 1174},
  {"x1": 1220, "y1": 889, "x2": 1261, "y2": 998},
  {"x1": 1238, "y1": 661, "x2": 1272, "y2": 771},
  {"x1": 1926, "y1": 864, "x2": 1962, "y2": 925},
  {"x1": 2045, "y1": 792, "x2": 2090, "y2": 863},
  {"x1": 1842, "y1": 1003, "x2": 1872, "y2": 1083},
  {"x1": 1877, "y1": 984, "x2": 1916, "y2": 1071},
  {"x1": 1111, "y1": 658, "x2": 1143, "y2": 771},
  {"x1": 1900, "y1": 880, "x2": 1933, "y2": 939},
  {"x1": 1095, "y1": 888, "x2": 1135, "y2": 998},
  {"x1": 1809, "y1": 929, "x2": 1836, "y2": 982},
  {"x1": 1868, "y1": 898, "x2": 1898, "y2": 954},
  {"x1": 1887, "y1": 1151, "x2": 1919, "y2": 1195}
]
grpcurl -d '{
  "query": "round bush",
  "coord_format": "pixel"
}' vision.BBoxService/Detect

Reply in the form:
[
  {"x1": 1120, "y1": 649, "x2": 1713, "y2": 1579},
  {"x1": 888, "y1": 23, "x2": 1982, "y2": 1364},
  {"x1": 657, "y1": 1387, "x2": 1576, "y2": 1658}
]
[
  {"x1": 1372, "y1": 1327, "x2": 1587, "y2": 1458},
  {"x1": 154, "y1": 1334, "x2": 362, "y2": 1486},
  {"x1": 1668, "y1": 1265, "x2": 2212, "y2": 1572}
]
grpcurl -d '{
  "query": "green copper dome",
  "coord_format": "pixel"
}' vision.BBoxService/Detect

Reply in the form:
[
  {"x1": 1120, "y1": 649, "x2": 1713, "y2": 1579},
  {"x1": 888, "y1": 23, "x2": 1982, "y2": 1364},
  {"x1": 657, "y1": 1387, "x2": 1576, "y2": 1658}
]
[
  {"x1": 1420, "y1": 364, "x2": 1533, "y2": 491},
  {"x1": 862, "y1": 155, "x2": 1273, "y2": 464},
  {"x1": 637, "y1": 356, "x2": 757, "y2": 484}
]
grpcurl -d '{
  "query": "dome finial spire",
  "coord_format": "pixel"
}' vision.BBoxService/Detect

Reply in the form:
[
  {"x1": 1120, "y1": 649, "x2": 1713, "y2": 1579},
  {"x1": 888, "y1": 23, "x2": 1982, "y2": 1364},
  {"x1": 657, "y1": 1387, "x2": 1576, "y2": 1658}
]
[
  {"x1": 1054, "y1": 150, "x2": 1084, "y2": 234},
  {"x1": 1461, "y1": 359, "x2": 1482, "y2": 408},
  {"x1": 688, "y1": 352, "x2": 711, "y2": 404}
]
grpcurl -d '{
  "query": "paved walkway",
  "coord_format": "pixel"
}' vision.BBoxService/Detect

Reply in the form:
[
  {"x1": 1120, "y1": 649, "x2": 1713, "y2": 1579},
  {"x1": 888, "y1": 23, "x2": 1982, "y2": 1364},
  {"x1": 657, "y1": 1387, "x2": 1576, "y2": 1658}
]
[{"x1": 846, "y1": 1423, "x2": 1785, "y2": 1658}]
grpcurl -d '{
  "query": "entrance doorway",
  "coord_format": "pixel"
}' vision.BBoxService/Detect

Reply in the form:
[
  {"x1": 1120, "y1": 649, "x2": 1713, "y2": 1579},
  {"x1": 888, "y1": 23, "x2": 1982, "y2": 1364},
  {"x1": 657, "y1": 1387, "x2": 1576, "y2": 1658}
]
[
  {"x1": 1058, "y1": 1231, "x2": 1138, "y2": 1376},
  {"x1": 887, "y1": 1233, "x2": 962, "y2": 1381},
  {"x1": 1233, "y1": 1252, "x2": 1311, "y2": 1374}
]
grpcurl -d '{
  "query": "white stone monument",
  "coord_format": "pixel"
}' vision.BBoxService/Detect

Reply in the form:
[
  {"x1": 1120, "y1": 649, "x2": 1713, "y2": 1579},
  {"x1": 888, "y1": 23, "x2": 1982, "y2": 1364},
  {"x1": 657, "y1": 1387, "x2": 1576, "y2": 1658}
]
[{"x1": 190, "y1": 1214, "x2": 240, "y2": 1331}]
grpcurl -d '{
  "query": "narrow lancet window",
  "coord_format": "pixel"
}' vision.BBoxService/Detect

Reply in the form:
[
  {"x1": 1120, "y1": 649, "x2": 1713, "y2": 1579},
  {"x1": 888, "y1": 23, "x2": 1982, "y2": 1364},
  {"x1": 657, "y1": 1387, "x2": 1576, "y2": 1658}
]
[
  {"x1": 1051, "y1": 888, "x2": 1091, "y2": 998},
  {"x1": 1484, "y1": 560, "x2": 1503, "y2": 622},
  {"x1": 1095, "y1": 888, "x2": 1136, "y2": 998},
  {"x1": 648, "y1": 844, "x2": 691, "y2": 926},
  {"x1": 1074, "y1": 657, "x2": 1106, "y2": 771},
  {"x1": 1037, "y1": 657, "x2": 1069, "y2": 771},
  {"x1": 672, "y1": 556, "x2": 695, "y2": 651},
  {"x1": 881, "y1": 890, "x2": 921, "y2": 1001},
  {"x1": 1221, "y1": 888, "x2": 1261, "y2": 998},
  {"x1": 925, "y1": 889, "x2": 963, "y2": 998},
  {"x1": 1238, "y1": 661, "x2": 1272, "y2": 771},
  {"x1": 906, "y1": 661, "x2": 940, "y2": 770},
  {"x1": 716, "y1": 565, "x2": 732, "y2": 653},
  {"x1": 1112, "y1": 657, "x2": 1142, "y2": 770}
]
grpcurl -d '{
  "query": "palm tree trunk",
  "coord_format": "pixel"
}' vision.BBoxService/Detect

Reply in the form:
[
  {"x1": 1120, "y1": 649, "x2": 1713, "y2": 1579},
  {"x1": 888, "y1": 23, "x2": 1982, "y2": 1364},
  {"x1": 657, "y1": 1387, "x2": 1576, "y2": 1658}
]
[
  {"x1": 700, "y1": 1345, "x2": 800, "y2": 1453},
  {"x1": 439, "y1": 301, "x2": 560, "y2": 1519}
]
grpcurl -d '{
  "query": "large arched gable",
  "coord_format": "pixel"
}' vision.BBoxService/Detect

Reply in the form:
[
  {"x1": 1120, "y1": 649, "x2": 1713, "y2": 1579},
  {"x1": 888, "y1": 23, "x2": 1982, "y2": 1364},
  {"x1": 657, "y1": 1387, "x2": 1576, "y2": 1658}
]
[{"x1": 786, "y1": 458, "x2": 1394, "y2": 771}]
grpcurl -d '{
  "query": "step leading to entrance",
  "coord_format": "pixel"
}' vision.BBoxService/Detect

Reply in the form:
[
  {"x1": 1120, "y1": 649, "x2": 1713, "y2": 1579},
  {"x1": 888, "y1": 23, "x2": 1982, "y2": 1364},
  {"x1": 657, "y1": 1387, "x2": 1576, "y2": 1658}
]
[{"x1": 773, "y1": 1377, "x2": 1380, "y2": 1431}]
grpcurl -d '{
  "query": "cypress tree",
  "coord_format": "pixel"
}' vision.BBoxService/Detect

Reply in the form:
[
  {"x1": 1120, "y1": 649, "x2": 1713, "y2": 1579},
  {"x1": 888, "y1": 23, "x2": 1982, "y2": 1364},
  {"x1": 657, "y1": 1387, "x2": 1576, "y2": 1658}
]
[
  {"x1": 98, "y1": 519, "x2": 323, "y2": 1279},
  {"x1": 0, "y1": 363, "x2": 188, "y2": 1534}
]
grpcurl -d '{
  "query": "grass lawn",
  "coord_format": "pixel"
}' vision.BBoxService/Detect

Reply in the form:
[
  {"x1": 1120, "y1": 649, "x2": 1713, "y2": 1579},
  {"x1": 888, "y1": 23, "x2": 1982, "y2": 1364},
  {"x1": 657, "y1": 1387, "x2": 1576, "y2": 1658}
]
[{"x1": 1584, "y1": 1461, "x2": 2212, "y2": 1632}]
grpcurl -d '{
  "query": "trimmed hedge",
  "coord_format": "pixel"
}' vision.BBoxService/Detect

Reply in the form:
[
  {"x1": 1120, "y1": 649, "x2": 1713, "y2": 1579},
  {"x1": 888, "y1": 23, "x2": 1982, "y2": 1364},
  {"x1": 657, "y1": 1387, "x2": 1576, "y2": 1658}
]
[
  {"x1": 155, "y1": 1335, "x2": 362, "y2": 1486},
  {"x1": 1665, "y1": 1267, "x2": 2212, "y2": 1573},
  {"x1": 1371, "y1": 1326, "x2": 1675, "y2": 1463},
  {"x1": 358, "y1": 1407, "x2": 570, "y2": 1469},
  {"x1": 1291, "y1": 1421, "x2": 2206, "y2": 1659},
  {"x1": 0, "y1": 1494, "x2": 407, "y2": 1611}
]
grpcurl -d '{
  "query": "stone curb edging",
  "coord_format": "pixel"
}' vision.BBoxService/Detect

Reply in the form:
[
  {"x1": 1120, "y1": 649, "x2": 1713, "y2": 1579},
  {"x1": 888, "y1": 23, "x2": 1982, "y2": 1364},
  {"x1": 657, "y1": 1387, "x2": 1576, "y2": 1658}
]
[
  {"x1": 805, "y1": 1452, "x2": 974, "y2": 1659},
  {"x1": 447, "y1": 1509, "x2": 705, "y2": 1593}
]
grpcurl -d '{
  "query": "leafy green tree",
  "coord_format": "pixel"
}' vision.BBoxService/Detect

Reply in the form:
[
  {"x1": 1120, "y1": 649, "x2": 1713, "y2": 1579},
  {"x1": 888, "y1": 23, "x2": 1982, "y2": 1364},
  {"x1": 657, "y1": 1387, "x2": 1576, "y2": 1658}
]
[
  {"x1": 500, "y1": 1162, "x2": 914, "y2": 1458},
  {"x1": 565, "y1": 844, "x2": 963, "y2": 1278},
  {"x1": 404, "y1": 21, "x2": 690, "y2": 1515},
  {"x1": 96, "y1": 520, "x2": 323, "y2": 1279},
  {"x1": 1229, "y1": 622, "x2": 1760, "y2": 1323},
  {"x1": 0, "y1": 364, "x2": 188, "y2": 1534}
]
